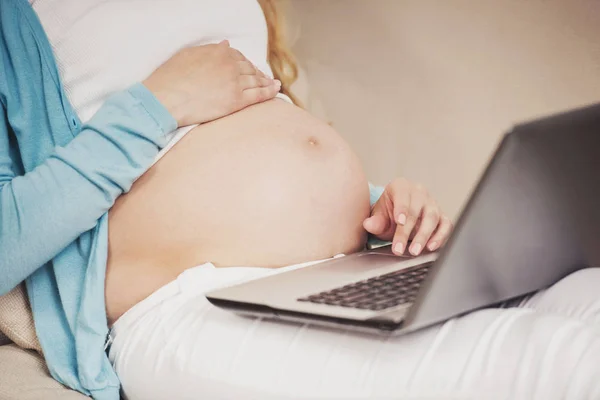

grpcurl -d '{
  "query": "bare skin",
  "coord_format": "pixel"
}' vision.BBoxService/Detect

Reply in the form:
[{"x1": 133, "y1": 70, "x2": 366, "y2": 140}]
[{"x1": 105, "y1": 98, "x2": 371, "y2": 324}]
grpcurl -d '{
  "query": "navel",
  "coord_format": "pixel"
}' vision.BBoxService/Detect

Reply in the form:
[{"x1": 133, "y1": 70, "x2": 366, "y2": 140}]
[{"x1": 307, "y1": 136, "x2": 319, "y2": 146}]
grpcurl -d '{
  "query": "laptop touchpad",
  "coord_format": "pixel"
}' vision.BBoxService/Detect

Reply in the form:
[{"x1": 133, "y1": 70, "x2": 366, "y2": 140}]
[{"x1": 332, "y1": 253, "x2": 416, "y2": 275}]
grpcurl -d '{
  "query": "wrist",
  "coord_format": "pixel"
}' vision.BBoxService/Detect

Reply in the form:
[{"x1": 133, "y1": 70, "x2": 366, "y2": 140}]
[
  {"x1": 140, "y1": 80, "x2": 185, "y2": 127},
  {"x1": 128, "y1": 83, "x2": 178, "y2": 133}
]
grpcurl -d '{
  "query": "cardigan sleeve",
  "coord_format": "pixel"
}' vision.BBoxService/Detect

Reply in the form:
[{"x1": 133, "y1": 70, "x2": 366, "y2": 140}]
[
  {"x1": 369, "y1": 182, "x2": 385, "y2": 207},
  {"x1": 0, "y1": 84, "x2": 176, "y2": 295}
]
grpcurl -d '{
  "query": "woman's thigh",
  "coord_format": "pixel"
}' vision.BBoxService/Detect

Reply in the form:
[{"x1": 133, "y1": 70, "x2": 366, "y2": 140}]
[
  {"x1": 109, "y1": 267, "x2": 600, "y2": 400},
  {"x1": 515, "y1": 268, "x2": 600, "y2": 332}
]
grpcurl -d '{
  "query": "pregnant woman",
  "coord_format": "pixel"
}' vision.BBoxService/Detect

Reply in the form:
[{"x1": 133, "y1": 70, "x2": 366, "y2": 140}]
[{"x1": 2, "y1": 0, "x2": 600, "y2": 399}]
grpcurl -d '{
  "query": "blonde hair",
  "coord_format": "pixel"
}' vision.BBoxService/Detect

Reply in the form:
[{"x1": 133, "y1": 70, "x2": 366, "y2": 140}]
[{"x1": 257, "y1": 0, "x2": 302, "y2": 107}]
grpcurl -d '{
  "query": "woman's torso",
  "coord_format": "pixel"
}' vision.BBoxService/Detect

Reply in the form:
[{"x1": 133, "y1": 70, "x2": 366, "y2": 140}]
[
  {"x1": 106, "y1": 99, "x2": 370, "y2": 323},
  {"x1": 31, "y1": 0, "x2": 371, "y2": 324}
]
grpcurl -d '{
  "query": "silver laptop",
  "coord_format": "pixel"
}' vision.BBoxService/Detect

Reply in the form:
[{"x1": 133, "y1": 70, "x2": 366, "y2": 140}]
[{"x1": 206, "y1": 103, "x2": 600, "y2": 335}]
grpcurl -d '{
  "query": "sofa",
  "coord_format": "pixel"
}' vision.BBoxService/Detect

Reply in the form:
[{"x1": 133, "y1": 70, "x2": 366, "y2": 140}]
[
  {"x1": 1, "y1": 1, "x2": 599, "y2": 399},
  {"x1": 0, "y1": 344, "x2": 88, "y2": 400},
  {"x1": 0, "y1": 285, "x2": 90, "y2": 399}
]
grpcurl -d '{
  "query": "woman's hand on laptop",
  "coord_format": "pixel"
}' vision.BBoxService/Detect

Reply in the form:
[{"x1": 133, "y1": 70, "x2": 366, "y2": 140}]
[
  {"x1": 143, "y1": 40, "x2": 281, "y2": 127},
  {"x1": 363, "y1": 178, "x2": 453, "y2": 256}
]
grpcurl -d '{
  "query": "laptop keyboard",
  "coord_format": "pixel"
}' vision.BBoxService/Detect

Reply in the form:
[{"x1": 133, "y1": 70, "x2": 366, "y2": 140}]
[{"x1": 297, "y1": 262, "x2": 433, "y2": 311}]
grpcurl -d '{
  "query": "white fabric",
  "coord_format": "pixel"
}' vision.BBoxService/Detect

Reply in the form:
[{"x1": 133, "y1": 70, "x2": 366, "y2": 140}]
[
  {"x1": 29, "y1": 0, "x2": 289, "y2": 165},
  {"x1": 109, "y1": 265, "x2": 600, "y2": 400}
]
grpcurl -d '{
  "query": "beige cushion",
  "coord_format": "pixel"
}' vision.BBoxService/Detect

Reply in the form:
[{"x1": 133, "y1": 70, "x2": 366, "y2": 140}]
[
  {"x1": 0, "y1": 284, "x2": 42, "y2": 353},
  {"x1": 0, "y1": 344, "x2": 89, "y2": 400}
]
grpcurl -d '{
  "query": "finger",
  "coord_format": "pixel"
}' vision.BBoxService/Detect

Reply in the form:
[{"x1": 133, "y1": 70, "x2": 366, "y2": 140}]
[
  {"x1": 393, "y1": 192, "x2": 426, "y2": 255},
  {"x1": 382, "y1": 179, "x2": 410, "y2": 254},
  {"x1": 391, "y1": 182, "x2": 411, "y2": 226},
  {"x1": 239, "y1": 75, "x2": 275, "y2": 90},
  {"x1": 391, "y1": 224, "x2": 407, "y2": 255},
  {"x1": 238, "y1": 75, "x2": 259, "y2": 89},
  {"x1": 256, "y1": 68, "x2": 269, "y2": 79},
  {"x1": 219, "y1": 39, "x2": 231, "y2": 47},
  {"x1": 238, "y1": 60, "x2": 259, "y2": 75},
  {"x1": 363, "y1": 213, "x2": 393, "y2": 237},
  {"x1": 409, "y1": 217, "x2": 421, "y2": 240},
  {"x1": 228, "y1": 47, "x2": 246, "y2": 61},
  {"x1": 364, "y1": 191, "x2": 396, "y2": 241},
  {"x1": 427, "y1": 215, "x2": 453, "y2": 251},
  {"x1": 409, "y1": 200, "x2": 440, "y2": 256},
  {"x1": 242, "y1": 81, "x2": 281, "y2": 105}
]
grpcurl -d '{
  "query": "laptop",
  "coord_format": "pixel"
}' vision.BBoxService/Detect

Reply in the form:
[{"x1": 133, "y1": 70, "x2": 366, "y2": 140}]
[{"x1": 206, "y1": 102, "x2": 600, "y2": 335}]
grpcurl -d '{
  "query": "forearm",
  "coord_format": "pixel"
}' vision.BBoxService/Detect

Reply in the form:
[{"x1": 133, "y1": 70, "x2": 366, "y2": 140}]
[{"x1": 0, "y1": 84, "x2": 176, "y2": 294}]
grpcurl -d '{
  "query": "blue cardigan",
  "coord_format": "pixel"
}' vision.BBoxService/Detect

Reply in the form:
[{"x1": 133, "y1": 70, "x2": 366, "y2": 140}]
[{"x1": 0, "y1": 0, "x2": 385, "y2": 398}]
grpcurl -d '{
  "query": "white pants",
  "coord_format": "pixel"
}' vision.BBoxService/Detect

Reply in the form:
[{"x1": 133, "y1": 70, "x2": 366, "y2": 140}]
[{"x1": 108, "y1": 262, "x2": 600, "y2": 400}]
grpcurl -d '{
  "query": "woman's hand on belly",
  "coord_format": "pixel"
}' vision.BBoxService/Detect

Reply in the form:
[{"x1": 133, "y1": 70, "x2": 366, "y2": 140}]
[{"x1": 144, "y1": 40, "x2": 281, "y2": 126}]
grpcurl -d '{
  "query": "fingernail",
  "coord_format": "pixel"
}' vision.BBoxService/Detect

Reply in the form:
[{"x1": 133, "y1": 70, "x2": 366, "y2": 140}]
[
  {"x1": 394, "y1": 243, "x2": 404, "y2": 254},
  {"x1": 410, "y1": 243, "x2": 422, "y2": 255},
  {"x1": 397, "y1": 213, "x2": 407, "y2": 225},
  {"x1": 274, "y1": 79, "x2": 281, "y2": 86},
  {"x1": 428, "y1": 241, "x2": 438, "y2": 251}
]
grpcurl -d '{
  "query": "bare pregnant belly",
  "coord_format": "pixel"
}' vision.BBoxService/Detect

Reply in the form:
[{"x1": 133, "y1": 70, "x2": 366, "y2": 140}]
[{"x1": 105, "y1": 99, "x2": 371, "y2": 324}]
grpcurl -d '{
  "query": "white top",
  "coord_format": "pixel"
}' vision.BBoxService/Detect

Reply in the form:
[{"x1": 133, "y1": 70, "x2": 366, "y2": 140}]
[{"x1": 29, "y1": 0, "x2": 287, "y2": 163}]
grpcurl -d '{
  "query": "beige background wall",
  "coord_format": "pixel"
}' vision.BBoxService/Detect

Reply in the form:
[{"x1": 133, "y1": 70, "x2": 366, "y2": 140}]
[{"x1": 286, "y1": 0, "x2": 600, "y2": 218}]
